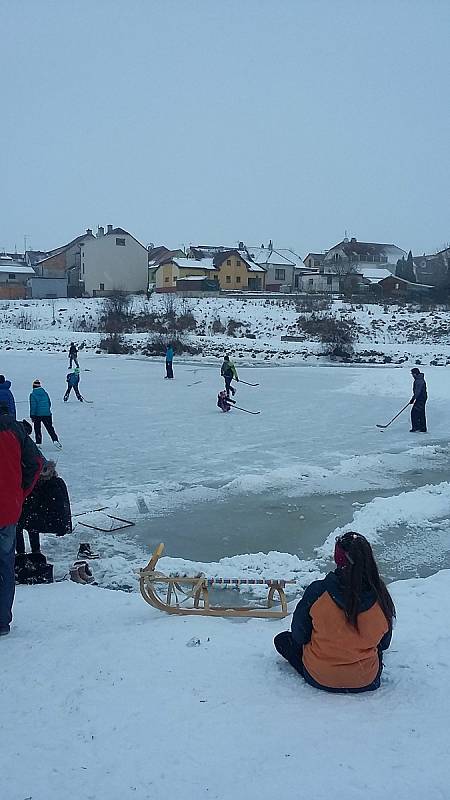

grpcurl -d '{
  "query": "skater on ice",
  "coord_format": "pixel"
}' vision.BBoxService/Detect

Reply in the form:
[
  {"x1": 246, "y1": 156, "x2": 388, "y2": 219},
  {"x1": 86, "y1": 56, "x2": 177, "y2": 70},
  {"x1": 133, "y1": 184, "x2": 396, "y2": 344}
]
[
  {"x1": 165, "y1": 344, "x2": 174, "y2": 379},
  {"x1": 29, "y1": 379, "x2": 62, "y2": 448},
  {"x1": 220, "y1": 354, "x2": 239, "y2": 397},
  {"x1": 274, "y1": 531, "x2": 395, "y2": 693},
  {"x1": 0, "y1": 375, "x2": 16, "y2": 418},
  {"x1": 409, "y1": 367, "x2": 427, "y2": 432},
  {"x1": 64, "y1": 367, "x2": 83, "y2": 402},
  {"x1": 217, "y1": 390, "x2": 234, "y2": 412},
  {"x1": 68, "y1": 342, "x2": 79, "y2": 368},
  {"x1": 0, "y1": 405, "x2": 42, "y2": 635}
]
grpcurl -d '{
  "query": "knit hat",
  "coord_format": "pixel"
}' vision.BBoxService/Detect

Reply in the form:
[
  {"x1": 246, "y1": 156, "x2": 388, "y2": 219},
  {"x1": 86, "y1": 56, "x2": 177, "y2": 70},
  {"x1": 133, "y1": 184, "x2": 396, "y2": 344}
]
[
  {"x1": 411, "y1": 368, "x2": 420, "y2": 375},
  {"x1": 32, "y1": 379, "x2": 41, "y2": 387}
]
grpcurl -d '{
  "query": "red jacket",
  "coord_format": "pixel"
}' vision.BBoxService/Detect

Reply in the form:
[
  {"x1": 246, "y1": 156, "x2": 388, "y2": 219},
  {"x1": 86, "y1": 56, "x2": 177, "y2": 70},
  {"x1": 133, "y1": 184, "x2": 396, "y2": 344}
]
[{"x1": 0, "y1": 415, "x2": 43, "y2": 527}]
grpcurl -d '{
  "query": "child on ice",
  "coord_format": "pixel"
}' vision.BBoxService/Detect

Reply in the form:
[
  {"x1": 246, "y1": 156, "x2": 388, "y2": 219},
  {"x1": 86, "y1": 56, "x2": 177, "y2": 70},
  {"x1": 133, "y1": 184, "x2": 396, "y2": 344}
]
[{"x1": 217, "y1": 390, "x2": 233, "y2": 412}]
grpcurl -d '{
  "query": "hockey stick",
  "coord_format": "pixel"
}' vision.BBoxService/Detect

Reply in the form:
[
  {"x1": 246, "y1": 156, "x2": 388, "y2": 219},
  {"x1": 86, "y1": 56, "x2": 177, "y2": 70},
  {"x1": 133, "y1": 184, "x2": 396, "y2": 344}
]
[
  {"x1": 232, "y1": 403, "x2": 261, "y2": 415},
  {"x1": 238, "y1": 380, "x2": 259, "y2": 387},
  {"x1": 376, "y1": 402, "x2": 410, "y2": 429}
]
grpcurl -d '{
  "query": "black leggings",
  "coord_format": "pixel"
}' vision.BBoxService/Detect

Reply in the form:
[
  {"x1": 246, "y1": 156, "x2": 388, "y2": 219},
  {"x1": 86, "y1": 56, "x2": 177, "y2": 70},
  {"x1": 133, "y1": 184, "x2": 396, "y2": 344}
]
[
  {"x1": 274, "y1": 631, "x2": 382, "y2": 693},
  {"x1": 32, "y1": 415, "x2": 58, "y2": 444}
]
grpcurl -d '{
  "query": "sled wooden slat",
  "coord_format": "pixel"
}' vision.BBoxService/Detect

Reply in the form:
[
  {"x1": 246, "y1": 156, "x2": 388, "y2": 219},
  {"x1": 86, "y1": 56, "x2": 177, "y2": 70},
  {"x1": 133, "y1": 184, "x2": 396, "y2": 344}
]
[{"x1": 139, "y1": 543, "x2": 294, "y2": 619}]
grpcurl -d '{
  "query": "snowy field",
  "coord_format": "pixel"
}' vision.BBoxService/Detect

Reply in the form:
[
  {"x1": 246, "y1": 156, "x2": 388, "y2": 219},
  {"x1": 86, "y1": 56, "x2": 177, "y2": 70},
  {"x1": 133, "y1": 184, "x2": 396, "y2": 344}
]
[
  {"x1": 2, "y1": 294, "x2": 450, "y2": 365},
  {"x1": 2, "y1": 346, "x2": 450, "y2": 799}
]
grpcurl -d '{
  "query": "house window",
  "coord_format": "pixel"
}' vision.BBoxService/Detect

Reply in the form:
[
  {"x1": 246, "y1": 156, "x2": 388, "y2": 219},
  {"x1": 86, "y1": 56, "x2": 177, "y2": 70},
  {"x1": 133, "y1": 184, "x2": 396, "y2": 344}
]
[
  {"x1": 165, "y1": 276, "x2": 170, "y2": 283},
  {"x1": 8, "y1": 273, "x2": 16, "y2": 279},
  {"x1": 236, "y1": 259, "x2": 241, "y2": 266},
  {"x1": 327, "y1": 276, "x2": 332, "y2": 286},
  {"x1": 99, "y1": 283, "x2": 105, "y2": 291},
  {"x1": 227, "y1": 259, "x2": 231, "y2": 266},
  {"x1": 236, "y1": 276, "x2": 241, "y2": 283},
  {"x1": 314, "y1": 259, "x2": 321, "y2": 266},
  {"x1": 115, "y1": 237, "x2": 126, "y2": 246},
  {"x1": 275, "y1": 269, "x2": 285, "y2": 281},
  {"x1": 308, "y1": 278, "x2": 313, "y2": 286},
  {"x1": 226, "y1": 276, "x2": 231, "y2": 283}
]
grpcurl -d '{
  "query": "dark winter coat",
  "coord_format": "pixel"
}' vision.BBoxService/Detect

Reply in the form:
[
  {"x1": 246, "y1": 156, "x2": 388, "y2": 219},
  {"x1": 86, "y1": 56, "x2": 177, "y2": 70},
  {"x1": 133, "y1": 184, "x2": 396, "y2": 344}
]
[
  {"x1": 66, "y1": 372, "x2": 80, "y2": 387},
  {"x1": 30, "y1": 387, "x2": 52, "y2": 417},
  {"x1": 69, "y1": 344, "x2": 78, "y2": 356},
  {"x1": 412, "y1": 372, "x2": 427, "y2": 404},
  {"x1": 0, "y1": 379, "x2": 16, "y2": 418},
  {"x1": 0, "y1": 413, "x2": 42, "y2": 527},
  {"x1": 18, "y1": 475, "x2": 72, "y2": 536},
  {"x1": 291, "y1": 570, "x2": 391, "y2": 690}
]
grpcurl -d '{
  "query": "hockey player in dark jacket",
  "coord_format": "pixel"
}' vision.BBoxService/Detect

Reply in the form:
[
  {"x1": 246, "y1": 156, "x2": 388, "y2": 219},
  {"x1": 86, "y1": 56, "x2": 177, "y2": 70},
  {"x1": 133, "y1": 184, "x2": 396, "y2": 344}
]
[
  {"x1": 410, "y1": 368, "x2": 427, "y2": 432},
  {"x1": 0, "y1": 406, "x2": 42, "y2": 634}
]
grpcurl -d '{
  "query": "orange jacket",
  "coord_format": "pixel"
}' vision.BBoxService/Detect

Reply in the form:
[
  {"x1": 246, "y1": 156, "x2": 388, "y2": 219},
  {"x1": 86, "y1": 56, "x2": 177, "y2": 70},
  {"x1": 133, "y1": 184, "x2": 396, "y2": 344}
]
[{"x1": 291, "y1": 571, "x2": 392, "y2": 690}]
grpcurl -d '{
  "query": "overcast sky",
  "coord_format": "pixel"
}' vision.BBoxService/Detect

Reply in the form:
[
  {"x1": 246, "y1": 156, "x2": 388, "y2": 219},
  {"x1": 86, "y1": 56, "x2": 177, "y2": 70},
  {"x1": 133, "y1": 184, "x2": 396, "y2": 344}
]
[{"x1": 1, "y1": 0, "x2": 449, "y2": 256}]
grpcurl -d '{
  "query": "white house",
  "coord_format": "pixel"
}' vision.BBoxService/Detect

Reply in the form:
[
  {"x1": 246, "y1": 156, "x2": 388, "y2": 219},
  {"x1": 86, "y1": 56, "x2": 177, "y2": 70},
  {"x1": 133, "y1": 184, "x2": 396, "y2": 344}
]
[
  {"x1": 323, "y1": 237, "x2": 405, "y2": 272},
  {"x1": 245, "y1": 244, "x2": 303, "y2": 291},
  {"x1": 301, "y1": 272, "x2": 340, "y2": 293},
  {"x1": 80, "y1": 225, "x2": 149, "y2": 296}
]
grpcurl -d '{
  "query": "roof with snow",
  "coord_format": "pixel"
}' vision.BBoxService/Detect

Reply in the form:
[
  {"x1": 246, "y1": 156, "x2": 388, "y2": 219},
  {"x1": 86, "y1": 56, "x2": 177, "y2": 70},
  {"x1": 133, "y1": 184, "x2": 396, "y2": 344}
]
[
  {"x1": 213, "y1": 250, "x2": 266, "y2": 273},
  {"x1": 246, "y1": 247, "x2": 301, "y2": 267},
  {"x1": 168, "y1": 257, "x2": 217, "y2": 271},
  {"x1": 359, "y1": 268, "x2": 393, "y2": 284},
  {"x1": 326, "y1": 239, "x2": 405, "y2": 259},
  {"x1": 176, "y1": 275, "x2": 215, "y2": 282},
  {"x1": 0, "y1": 262, "x2": 35, "y2": 275}
]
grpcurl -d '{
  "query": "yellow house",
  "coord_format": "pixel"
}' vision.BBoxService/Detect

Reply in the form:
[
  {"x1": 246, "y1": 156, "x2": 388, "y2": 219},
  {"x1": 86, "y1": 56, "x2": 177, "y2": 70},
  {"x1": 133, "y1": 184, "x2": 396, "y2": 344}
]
[
  {"x1": 212, "y1": 250, "x2": 266, "y2": 290},
  {"x1": 155, "y1": 250, "x2": 266, "y2": 292},
  {"x1": 156, "y1": 257, "x2": 217, "y2": 292}
]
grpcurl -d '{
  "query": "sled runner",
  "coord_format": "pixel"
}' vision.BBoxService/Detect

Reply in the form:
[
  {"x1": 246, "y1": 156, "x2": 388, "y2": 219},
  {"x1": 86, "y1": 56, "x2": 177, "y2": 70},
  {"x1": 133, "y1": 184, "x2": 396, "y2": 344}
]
[{"x1": 139, "y1": 543, "x2": 293, "y2": 618}]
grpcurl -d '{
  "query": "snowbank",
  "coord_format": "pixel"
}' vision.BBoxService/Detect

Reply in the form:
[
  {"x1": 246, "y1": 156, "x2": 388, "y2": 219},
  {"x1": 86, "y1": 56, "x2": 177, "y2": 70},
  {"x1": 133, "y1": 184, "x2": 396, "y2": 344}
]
[{"x1": 2, "y1": 572, "x2": 450, "y2": 800}]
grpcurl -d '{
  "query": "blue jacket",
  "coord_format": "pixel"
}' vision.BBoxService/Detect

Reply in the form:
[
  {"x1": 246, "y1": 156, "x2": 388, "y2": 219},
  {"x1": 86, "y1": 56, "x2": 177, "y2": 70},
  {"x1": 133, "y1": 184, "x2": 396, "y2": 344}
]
[
  {"x1": 166, "y1": 347, "x2": 174, "y2": 362},
  {"x1": 0, "y1": 379, "x2": 16, "y2": 418},
  {"x1": 67, "y1": 372, "x2": 80, "y2": 387},
  {"x1": 30, "y1": 387, "x2": 52, "y2": 417}
]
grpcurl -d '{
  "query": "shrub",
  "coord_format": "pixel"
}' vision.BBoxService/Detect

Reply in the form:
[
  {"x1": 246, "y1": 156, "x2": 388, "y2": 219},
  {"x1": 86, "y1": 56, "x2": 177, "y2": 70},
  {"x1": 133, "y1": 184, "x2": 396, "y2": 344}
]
[
  {"x1": 211, "y1": 318, "x2": 226, "y2": 334},
  {"x1": 143, "y1": 334, "x2": 200, "y2": 356},
  {"x1": 175, "y1": 311, "x2": 197, "y2": 332},
  {"x1": 15, "y1": 311, "x2": 36, "y2": 329},
  {"x1": 227, "y1": 319, "x2": 244, "y2": 337},
  {"x1": 298, "y1": 313, "x2": 355, "y2": 359},
  {"x1": 99, "y1": 333, "x2": 132, "y2": 354}
]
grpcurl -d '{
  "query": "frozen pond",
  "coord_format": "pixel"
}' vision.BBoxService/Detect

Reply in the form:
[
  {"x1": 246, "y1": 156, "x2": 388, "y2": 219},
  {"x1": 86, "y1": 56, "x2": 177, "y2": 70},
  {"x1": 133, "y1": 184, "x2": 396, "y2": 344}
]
[{"x1": 4, "y1": 350, "x2": 450, "y2": 589}]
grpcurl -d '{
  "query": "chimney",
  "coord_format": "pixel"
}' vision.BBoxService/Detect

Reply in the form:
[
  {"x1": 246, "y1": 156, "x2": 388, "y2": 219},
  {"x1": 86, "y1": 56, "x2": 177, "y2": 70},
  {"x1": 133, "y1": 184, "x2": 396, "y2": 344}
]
[
  {"x1": 86, "y1": 228, "x2": 93, "y2": 236},
  {"x1": 238, "y1": 241, "x2": 244, "y2": 250},
  {"x1": 97, "y1": 226, "x2": 105, "y2": 237},
  {"x1": 350, "y1": 237, "x2": 357, "y2": 243},
  {"x1": 107, "y1": 224, "x2": 113, "y2": 234}
]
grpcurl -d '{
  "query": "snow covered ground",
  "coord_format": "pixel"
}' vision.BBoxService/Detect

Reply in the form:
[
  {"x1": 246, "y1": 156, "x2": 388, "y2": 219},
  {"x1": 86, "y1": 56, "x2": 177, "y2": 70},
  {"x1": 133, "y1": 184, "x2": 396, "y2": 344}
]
[
  {"x1": 3, "y1": 573, "x2": 450, "y2": 800},
  {"x1": 2, "y1": 343, "x2": 450, "y2": 798},
  {"x1": 2, "y1": 294, "x2": 450, "y2": 365}
]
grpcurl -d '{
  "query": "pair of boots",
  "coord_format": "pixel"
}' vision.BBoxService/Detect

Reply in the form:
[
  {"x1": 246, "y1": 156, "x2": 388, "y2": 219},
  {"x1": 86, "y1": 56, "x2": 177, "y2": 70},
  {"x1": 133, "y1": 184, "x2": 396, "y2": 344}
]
[{"x1": 15, "y1": 552, "x2": 54, "y2": 585}]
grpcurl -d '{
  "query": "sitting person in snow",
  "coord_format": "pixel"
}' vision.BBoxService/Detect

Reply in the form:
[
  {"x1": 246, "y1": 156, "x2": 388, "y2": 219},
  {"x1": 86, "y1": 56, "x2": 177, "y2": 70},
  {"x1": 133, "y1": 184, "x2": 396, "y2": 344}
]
[
  {"x1": 15, "y1": 433, "x2": 72, "y2": 584},
  {"x1": 274, "y1": 531, "x2": 395, "y2": 693},
  {"x1": 217, "y1": 390, "x2": 235, "y2": 412}
]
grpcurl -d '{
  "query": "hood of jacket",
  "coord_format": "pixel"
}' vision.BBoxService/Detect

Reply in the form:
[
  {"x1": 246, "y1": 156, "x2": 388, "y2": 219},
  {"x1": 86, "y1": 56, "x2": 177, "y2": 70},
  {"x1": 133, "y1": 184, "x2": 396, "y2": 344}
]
[
  {"x1": 0, "y1": 380, "x2": 12, "y2": 390},
  {"x1": 326, "y1": 569, "x2": 378, "y2": 614}
]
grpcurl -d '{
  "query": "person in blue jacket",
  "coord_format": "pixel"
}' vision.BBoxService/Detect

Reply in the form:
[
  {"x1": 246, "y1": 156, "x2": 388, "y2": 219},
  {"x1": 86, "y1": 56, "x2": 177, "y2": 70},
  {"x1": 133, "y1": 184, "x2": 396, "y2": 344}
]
[
  {"x1": 165, "y1": 345, "x2": 174, "y2": 379},
  {"x1": 0, "y1": 375, "x2": 16, "y2": 418},
  {"x1": 64, "y1": 368, "x2": 83, "y2": 402},
  {"x1": 29, "y1": 380, "x2": 62, "y2": 449}
]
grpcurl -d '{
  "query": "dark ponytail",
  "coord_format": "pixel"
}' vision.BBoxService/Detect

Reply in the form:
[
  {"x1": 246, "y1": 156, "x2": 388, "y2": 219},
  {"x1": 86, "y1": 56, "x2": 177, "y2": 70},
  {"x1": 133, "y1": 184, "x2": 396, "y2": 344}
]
[{"x1": 336, "y1": 532, "x2": 396, "y2": 629}]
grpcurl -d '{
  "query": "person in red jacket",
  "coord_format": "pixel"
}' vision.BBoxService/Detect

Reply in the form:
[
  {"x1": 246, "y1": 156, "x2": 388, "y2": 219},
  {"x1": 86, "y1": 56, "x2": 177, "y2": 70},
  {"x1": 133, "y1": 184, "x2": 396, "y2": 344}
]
[
  {"x1": 0, "y1": 405, "x2": 42, "y2": 636},
  {"x1": 274, "y1": 532, "x2": 395, "y2": 692}
]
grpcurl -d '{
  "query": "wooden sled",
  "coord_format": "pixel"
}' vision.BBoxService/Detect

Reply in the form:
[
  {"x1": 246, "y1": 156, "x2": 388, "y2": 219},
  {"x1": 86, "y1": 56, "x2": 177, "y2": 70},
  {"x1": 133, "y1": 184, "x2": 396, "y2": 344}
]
[{"x1": 139, "y1": 543, "x2": 294, "y2": 619}]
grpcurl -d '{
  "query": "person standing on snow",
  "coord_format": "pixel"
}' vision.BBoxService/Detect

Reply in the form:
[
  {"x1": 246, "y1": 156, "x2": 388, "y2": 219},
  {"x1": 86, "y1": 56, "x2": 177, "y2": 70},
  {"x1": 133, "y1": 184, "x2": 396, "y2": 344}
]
[
  {"x1": 0, "y1": 405, "x2": 42, "y2": 635},
  {"x1": 68, "y1": 342, "x2": 79, "y2": 369},
  {"x1": 165, "y1": 345, "x2": 174, "y2": 379},
  {"x1": 220, "y1": 355, "x2": 239, "y2": 397},
  {"x1": 274, "y1": 532, "x2": 395, "y2": 693},
  {"x1": 29, "y1": 380, "x2": 62, "y2": 449},
  {"x1": 64, "y1": 368, "x2": 83, "y2": 402},
  {"x1": 410, "y1": 368, "x2": 427, "y2": 433},
  {"x1": 0, "y1": 375, "x2": 16, "y2": 418}
]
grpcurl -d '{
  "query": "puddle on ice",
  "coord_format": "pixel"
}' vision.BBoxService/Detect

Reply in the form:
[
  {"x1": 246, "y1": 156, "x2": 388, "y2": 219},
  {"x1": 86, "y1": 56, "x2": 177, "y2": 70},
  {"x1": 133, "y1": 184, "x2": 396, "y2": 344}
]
[{"x1": 129, "y1": 464, "x2": 450, "y2": 582}]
